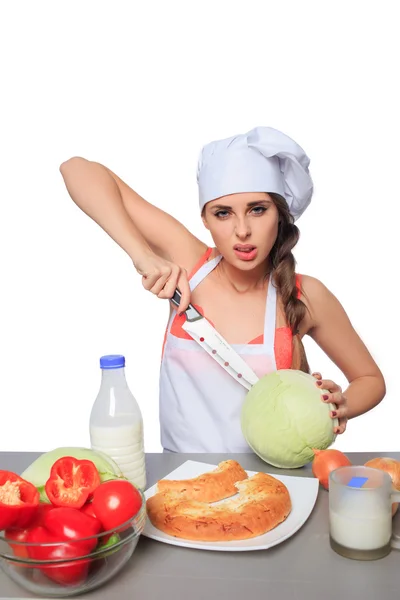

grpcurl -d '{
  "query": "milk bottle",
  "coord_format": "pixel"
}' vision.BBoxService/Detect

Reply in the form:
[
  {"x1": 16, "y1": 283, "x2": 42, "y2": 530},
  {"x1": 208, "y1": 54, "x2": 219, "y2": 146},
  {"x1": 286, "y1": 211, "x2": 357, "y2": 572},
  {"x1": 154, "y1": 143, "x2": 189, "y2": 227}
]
[{"x1": 89, "y1": 355, "x2": 146, "y2": 490}]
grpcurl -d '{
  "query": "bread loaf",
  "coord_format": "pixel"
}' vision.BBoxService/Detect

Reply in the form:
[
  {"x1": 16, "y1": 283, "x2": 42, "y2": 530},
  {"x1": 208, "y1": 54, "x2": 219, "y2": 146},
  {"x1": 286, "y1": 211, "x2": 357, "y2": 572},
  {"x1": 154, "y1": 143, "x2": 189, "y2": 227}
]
[
  {"x1": 147, "y1": 464, "x2": 292, "y2": 542},
  {"x1": 156, "y1": 459, "x2": 248, "y2": 503}
]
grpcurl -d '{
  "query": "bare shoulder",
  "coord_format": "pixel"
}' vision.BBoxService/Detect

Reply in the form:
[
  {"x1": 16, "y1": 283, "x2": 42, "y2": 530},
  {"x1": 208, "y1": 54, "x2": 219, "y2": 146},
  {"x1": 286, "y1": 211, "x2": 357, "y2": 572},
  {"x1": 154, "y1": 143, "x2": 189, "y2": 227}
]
[
  {"x1": 298, "y1": 274, "x2": 336, "y2": 318},
  {"x1": 295, "y1": 273, "x2": 334, "y2": 332},
  {"x1": 297, "y1": 273, "x2": 382, "y2": 382},
  {"x1": 299, "y1": 273, "x2": 332, "y2": 297}
]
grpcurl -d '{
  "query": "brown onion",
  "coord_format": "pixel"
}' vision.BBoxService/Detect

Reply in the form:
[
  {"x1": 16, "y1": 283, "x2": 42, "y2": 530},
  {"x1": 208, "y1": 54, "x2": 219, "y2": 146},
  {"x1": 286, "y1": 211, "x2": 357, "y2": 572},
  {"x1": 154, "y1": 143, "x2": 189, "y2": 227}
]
[
  {"x1": 312, "y1": 448, "x2": 352, "y2": 490},
  {"x1": 364, "y1": 457, "x2": 400, "y2": 516}
]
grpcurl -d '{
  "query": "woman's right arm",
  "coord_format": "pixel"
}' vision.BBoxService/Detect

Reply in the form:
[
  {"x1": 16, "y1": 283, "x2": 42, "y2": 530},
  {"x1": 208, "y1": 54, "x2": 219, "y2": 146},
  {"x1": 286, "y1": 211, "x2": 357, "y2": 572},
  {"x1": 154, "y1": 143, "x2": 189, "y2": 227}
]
[{"x1": 59, "y1": 157, "x2": 207, "y2": 311}]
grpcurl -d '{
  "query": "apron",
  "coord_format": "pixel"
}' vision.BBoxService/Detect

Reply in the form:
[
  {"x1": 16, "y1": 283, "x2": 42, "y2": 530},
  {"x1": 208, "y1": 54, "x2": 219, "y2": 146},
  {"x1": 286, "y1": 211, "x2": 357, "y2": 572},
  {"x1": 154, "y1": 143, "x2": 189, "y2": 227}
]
[{"x1": 159, "y1": 253, "x2": 278, "y2": 453}]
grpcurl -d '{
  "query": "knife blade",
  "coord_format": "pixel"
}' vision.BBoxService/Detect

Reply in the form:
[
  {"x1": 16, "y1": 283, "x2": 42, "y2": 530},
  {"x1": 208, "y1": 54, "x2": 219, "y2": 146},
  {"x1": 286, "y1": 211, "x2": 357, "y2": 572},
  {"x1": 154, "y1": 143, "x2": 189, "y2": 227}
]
[{"x1": 170, "y1": 289, "x2": 259, "y2": 391}]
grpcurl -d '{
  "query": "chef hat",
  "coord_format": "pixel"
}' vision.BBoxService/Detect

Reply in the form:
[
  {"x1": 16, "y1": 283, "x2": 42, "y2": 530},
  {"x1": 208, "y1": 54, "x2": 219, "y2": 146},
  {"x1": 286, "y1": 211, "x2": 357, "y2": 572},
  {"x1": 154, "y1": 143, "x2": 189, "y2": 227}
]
[{"x1": 196, "y1": 126, "x2": 314, "y2": 221}]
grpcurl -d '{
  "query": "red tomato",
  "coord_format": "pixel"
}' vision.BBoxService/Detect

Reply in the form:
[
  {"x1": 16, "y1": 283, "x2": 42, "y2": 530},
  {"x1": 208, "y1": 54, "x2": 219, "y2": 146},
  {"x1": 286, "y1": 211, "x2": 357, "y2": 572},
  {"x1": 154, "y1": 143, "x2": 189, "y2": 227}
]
[
  {"x1": 45, "y1": 457, "x2": 101, "y2": 509},
  {"x1": 0, "y1": 471, "x2": 40, "y2": 530},
  {"x1": 91, "y1": 480, "x2": 142, "y2": 532}
]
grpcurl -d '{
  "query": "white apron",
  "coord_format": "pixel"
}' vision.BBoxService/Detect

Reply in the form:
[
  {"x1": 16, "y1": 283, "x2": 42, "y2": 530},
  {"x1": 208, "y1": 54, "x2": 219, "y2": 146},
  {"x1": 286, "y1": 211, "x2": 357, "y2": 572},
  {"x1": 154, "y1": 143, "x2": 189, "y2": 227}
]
[{"x1": 159, "y1": 253, "x2": 278, "y2": 453}]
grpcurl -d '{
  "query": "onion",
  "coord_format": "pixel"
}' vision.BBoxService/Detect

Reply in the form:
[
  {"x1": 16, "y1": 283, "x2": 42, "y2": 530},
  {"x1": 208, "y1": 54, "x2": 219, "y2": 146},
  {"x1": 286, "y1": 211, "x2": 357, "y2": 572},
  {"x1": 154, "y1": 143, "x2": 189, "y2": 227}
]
[
  {"x1": 311, "y1": 448, "x2": 352, "y2": 490},
  {"x1": 364, "y1": 457, "x2": 400, "y2": 516}
]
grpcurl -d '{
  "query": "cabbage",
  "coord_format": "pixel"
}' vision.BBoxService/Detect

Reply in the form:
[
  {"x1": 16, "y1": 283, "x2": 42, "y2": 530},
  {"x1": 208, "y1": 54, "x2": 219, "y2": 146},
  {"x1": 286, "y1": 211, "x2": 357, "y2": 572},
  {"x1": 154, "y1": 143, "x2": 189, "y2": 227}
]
[
  {"x1": 20, "y1": 447, "x2": 124, "y2": 503},
  {"x1": 241, "y1": 369, "x2": 339, "y2": 468}
]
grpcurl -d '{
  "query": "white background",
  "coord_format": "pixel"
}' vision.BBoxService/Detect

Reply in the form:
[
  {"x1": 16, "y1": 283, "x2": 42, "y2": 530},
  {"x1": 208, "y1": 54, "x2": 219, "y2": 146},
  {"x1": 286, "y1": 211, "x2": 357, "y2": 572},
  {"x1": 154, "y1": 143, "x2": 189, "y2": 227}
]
[{"x1": 0, "y1": 1, "x2": 398, "y2": 455}]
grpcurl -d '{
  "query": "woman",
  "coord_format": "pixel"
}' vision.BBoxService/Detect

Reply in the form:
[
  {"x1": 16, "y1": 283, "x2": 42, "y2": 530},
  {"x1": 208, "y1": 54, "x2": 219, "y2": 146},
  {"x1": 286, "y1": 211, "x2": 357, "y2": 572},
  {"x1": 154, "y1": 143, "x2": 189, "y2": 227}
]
[{"x1": 59, "y1": 126, "x2": 385, "y2": 453}]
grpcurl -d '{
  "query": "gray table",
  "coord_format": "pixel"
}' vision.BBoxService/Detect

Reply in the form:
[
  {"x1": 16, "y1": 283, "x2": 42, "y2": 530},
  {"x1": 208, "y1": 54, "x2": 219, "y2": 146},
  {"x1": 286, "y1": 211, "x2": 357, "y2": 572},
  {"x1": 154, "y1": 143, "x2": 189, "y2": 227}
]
[{"x1": 1, "y1": 451, "x2": 399, "y2": 600}]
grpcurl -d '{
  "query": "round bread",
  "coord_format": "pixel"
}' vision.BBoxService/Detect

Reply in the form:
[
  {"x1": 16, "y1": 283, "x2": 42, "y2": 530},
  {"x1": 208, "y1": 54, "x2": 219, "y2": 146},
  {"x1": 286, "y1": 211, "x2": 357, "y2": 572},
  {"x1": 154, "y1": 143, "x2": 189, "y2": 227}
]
[
  {"x1": 146, "y1": 471, "x2": 292, "y2": 542},
  {"x1": 156, "y1": 459, "x2": 248, "y2": 503}
]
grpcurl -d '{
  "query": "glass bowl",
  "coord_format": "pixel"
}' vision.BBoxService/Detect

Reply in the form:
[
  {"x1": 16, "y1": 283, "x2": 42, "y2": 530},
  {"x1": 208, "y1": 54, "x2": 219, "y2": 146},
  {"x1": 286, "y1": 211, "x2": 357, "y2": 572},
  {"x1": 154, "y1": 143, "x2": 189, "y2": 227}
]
[{"x1": 0, "y1": 491, "x2": 146, "y2": 598}]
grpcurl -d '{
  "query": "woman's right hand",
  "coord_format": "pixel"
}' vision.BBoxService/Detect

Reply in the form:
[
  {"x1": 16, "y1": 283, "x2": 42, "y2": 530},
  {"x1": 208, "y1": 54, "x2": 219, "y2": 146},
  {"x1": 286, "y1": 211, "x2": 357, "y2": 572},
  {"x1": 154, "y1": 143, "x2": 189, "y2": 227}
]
[{"x1": 133, "y1": 250, "x2": 191, "y2": 313}]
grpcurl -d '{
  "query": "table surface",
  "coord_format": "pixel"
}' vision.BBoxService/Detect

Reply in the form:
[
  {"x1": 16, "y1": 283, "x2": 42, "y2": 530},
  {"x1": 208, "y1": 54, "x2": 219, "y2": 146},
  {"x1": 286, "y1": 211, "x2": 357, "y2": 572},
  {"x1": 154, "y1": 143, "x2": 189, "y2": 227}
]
[{"x1": 1, "y1": 451, "x2": 400, "y2": 600}]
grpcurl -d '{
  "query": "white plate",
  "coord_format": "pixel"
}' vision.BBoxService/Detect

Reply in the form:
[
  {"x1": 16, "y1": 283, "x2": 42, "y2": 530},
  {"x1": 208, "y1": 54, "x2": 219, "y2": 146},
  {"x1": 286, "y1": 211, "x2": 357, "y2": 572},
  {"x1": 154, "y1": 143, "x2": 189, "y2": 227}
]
[{"x1": 142, "y1": 460, "x2": 319, "y2": 552}]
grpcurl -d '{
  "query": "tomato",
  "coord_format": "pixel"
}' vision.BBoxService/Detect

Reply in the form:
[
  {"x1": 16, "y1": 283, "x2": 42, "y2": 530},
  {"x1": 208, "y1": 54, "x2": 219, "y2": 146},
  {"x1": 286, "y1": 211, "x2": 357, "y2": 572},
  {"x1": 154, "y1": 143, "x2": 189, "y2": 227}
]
[
  {"x1": 45, "y1": 457, "x2": 101, "y2": 509},
  {"x1": 0, "y1": 470, "x2": 40, "y2": 530},
  {"x1": 26, "y1": 526, "x2": 89, "y2": 586},
  {"x1": 43, "y1": 507, "x2": 102, "y2": 553},
  {"x1": 91, "y1": 480, "x2": 142, "y2": 532}
]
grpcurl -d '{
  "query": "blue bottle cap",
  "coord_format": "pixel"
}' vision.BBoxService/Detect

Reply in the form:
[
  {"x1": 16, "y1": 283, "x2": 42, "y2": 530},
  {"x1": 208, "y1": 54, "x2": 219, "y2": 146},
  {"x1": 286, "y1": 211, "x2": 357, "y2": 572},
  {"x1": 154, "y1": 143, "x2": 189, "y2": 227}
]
[{"x1": 100, "y1": 355, "x2": 125, "y2": 369}]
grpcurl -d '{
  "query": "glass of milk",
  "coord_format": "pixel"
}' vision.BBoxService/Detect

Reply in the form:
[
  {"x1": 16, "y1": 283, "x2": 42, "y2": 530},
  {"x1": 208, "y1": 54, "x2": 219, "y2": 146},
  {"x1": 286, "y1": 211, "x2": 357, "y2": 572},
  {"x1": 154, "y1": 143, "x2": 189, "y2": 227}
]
[
  {"x1": 329, "y1": 465, "x2": 400, "y2": 560},
  {"x1": 89, "y1": 355, "x2": 147, "y2": 491}
]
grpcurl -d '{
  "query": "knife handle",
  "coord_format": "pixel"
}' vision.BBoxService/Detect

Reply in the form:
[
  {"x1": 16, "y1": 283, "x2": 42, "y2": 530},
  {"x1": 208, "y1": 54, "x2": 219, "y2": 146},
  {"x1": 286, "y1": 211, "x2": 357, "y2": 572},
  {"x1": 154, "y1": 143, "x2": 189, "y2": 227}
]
[
  {"x1": 170, "y1": 289, "x2": 202, "y2": 322},
  {"x1": 170, "y1": 289, "x2": 182, "y2": 309}
]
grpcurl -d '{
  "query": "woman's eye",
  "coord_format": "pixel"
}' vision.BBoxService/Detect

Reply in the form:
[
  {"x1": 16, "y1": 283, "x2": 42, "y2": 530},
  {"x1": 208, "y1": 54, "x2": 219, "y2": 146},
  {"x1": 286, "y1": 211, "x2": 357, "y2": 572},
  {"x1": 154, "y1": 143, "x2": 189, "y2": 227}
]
[{"x1": 214, "y1": 206, "x2": 266, "y2": 218}]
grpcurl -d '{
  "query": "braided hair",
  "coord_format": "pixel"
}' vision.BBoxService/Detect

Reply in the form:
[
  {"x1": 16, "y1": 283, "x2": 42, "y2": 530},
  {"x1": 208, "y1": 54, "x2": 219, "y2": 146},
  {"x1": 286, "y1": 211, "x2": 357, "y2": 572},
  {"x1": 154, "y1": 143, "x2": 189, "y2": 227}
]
[{"x1": 268, "y1": 193, "x2": 310, "y2": 373}]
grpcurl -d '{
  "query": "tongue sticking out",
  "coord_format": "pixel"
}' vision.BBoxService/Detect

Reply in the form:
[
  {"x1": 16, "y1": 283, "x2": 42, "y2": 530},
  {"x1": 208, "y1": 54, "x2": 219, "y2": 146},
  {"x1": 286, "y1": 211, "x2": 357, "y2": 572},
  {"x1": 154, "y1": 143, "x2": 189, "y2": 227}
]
[{"x1": 234, "y1": 246, "x2": 258, "y2": 261}]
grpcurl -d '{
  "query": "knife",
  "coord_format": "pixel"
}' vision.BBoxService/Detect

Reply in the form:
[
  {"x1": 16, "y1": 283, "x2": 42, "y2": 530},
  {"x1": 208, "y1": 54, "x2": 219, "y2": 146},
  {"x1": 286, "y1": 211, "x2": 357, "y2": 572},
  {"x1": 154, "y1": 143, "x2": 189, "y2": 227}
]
[{"x1": 170, "y1": 289, "x2": 259, "y2": 391}]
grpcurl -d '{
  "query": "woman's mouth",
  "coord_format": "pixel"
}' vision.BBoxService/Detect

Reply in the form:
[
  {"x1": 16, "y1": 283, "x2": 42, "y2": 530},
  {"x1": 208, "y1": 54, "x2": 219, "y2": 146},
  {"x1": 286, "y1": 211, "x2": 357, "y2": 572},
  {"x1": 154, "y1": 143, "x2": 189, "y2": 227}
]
[{"x1": 233, "y1": 245, "x2": 258, "y2": 261}]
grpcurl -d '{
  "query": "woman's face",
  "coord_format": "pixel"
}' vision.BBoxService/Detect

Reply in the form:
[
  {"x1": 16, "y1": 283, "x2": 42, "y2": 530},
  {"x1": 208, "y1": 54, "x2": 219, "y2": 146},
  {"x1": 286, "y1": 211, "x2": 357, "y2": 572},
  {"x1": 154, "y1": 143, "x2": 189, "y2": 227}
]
[{"x1": 202, "y1": 192, "x2": 279, "y2": 270}]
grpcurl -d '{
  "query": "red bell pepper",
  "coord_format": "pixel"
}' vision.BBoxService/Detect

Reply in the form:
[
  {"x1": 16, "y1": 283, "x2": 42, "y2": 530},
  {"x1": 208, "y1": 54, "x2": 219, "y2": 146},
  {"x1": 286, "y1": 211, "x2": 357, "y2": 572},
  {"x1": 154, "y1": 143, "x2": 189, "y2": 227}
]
[
  {"x1": 0, "y1": 471, "x2": 39, "y2": 531},
  {"x1": 80, "y1": 502, "x2": 97, "y2": 520},
  {"x1": 45, "y1": 457, "x2": 101, "y2": 509},
  {"x1": 26, "y1": 526, "x2": 90, "y2": 586},
  {"x1": 7, "y1": 506, "x2": 101, "y2": 586},
  {"x1": 80, "y1": 501, "x2": 116, "y2": 544},
  {"x1": 43, "y1": 507, "x2": 101, "y2": 553},
  {"x1": 5, "y1": 503, "x2": 54, "y2": 558}
]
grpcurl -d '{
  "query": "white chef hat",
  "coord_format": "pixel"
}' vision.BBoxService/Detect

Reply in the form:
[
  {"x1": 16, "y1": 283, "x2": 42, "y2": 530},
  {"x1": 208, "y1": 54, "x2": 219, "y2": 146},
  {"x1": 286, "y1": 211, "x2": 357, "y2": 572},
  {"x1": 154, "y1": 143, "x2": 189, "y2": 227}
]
[{"x1": 196, "y1": 126, "x2": 314, "y2": 221}]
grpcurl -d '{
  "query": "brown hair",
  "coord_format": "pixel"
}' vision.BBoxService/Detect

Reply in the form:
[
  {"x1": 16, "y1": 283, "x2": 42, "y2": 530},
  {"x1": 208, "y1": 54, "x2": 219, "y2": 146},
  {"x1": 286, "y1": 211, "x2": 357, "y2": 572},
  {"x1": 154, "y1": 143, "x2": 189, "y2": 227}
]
[{"x1": 268, "y1": 193, "x2": 310, "y2": 373}]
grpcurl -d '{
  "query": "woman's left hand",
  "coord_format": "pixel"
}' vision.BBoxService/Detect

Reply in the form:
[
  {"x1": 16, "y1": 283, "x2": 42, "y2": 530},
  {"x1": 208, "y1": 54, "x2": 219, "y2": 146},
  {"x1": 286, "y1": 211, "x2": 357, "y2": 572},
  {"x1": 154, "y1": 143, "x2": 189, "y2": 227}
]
[{"x1": 312, "y1": 372, "x2": 348, "y2": 434}]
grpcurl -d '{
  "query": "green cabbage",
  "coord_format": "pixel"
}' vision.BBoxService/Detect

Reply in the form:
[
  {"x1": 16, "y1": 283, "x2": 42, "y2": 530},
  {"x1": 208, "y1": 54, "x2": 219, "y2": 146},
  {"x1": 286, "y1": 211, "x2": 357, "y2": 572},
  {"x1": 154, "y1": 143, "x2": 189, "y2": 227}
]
[
  {"x1": 20, "y1": 447, "x2": 124, "y2": 502},
  {"x1": 241, "y1": 369, "x2": 339, "y2": 468}
]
